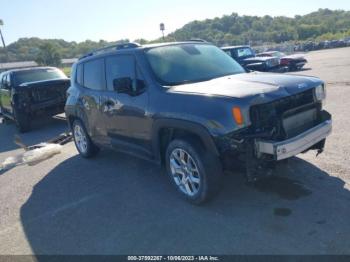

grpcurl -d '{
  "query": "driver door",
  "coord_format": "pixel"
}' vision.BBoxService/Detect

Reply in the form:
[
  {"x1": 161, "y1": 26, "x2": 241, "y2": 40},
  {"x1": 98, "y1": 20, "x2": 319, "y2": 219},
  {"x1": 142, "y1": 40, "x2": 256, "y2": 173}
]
[{"x1": 101, "y1": 54, "x2": 151, "y2": 156}]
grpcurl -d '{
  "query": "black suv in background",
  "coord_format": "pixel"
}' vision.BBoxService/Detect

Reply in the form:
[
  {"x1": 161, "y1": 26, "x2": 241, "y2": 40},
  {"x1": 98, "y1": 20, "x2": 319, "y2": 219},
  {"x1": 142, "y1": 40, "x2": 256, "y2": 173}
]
[
  {"x1": 0, "y1": 67, "x2": 69, "y2": 132},
  {"x1": 222, "y1": 45, "x2": 282, "y2": 72},
  {"x1": 65, "y1": 42, "x2": 331, "y2": 204}
]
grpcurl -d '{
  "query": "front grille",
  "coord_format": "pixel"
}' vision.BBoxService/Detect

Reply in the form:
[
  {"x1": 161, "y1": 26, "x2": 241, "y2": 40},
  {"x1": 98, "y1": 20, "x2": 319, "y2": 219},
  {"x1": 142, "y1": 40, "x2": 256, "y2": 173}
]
[
  {"x1": 269, "y1": 58, "x2": 279, "y2": 67},
  {"x1": 250, "y1": 89, "x2": 316, "y2": 139},
  {"x1": 32, "y1": 89, "x2": 60, "y2": 102},
  {"x1": 31, "y1": 82, "x2": 68, "y2": 103}
]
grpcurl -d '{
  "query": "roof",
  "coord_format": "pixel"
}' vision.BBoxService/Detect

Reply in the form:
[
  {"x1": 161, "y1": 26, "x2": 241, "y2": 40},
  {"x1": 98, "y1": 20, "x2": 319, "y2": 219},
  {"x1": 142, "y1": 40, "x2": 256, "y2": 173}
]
[
  {"x1": 61, "y1": 58, "x2": 78, "y2": 64},
  {"x1": 0, "y1": 66, "x2": 59, "y2": 74},
  {"x1": 0, "y1": 61, "x2": 38, "y2": 70},
  {"x1": 78, "y1": 41, "x2": 214, "y2": 62},
  {"x1": 0, "y1": 58, "x2": 77, "y2": 71},
  {"x1": 221, "y1": 45, "x2": 250, "y2": 50},
  {"x1": 141, "y1": 41, "x2": 210, "y2": 49},
  {"x1": 258, "y1": 51, "x2": 279, "y2": 54}
]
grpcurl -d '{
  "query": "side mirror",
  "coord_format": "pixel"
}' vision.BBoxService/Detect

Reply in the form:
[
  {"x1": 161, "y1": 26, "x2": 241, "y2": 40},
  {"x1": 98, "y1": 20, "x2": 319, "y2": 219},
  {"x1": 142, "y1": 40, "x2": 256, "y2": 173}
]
[
  {"x1": 134, "y1": 79, "x2": 146, "y2": 95},
  {"x1": 113, "y1": 77, "x2": 146, "y2": 96},
  {"x1": 113, "y1": 77, "x2": 133, "y2": 94}
]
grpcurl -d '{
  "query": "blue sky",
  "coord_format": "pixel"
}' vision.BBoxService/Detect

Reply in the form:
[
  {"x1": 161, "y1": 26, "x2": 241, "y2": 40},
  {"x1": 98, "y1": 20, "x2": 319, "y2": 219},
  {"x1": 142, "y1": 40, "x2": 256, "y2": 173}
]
[{"x1": 1, "y1": 0, "x2": 350, "y2": 44}]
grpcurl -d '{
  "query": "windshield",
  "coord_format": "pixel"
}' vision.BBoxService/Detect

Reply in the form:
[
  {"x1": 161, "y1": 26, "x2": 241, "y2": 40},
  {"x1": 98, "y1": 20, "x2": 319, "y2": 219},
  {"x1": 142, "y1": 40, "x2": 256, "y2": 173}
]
[
  {"x1": 13, "y1": 68, "x2": 67, "y2": 86},
  {"x1": 236, "y1": 47, "x2": 255, "y2": 58},
  {"x1": 273, "y1": 52, "x2": 285, "y2": 58},
  {"x1": 145, "y1": 44, "x2": 245, "y2": 86}
]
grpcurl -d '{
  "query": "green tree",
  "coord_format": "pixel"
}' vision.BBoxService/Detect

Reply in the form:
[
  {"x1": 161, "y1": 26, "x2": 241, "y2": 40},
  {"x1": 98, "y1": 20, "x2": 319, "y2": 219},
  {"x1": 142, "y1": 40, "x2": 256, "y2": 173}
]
[
  {"x1": 1, "y1": 9, "x2": 350, "y2": 62},
  {"x1": 35, "y1": 42, "x2": 62, "y2": 66}
]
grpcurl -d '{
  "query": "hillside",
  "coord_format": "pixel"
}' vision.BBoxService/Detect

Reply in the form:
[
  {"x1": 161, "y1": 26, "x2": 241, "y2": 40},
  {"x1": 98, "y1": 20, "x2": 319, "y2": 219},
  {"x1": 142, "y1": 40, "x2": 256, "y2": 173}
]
[
  {"x1": 0, "y1": 38, "x2": 130, "y2": 63},
  {"x1": 1, "y1": 8, "x2": 350, "y2": 62},
  {"x1": 166, "y1": 9, "x2": 350, "y2": 45}
]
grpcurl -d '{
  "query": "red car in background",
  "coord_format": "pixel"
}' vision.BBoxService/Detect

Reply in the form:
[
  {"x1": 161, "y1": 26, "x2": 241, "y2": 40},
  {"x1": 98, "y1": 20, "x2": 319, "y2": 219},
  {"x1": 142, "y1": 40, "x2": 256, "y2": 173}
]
[{"x1": 257, "y1": 51, "x2": 307, "y2": 71}]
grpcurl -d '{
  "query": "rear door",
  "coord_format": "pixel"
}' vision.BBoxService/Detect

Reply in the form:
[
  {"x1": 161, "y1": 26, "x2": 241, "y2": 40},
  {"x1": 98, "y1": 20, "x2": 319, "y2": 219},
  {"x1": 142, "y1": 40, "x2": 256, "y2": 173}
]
[{"x1": 77, "y1": 59, "x2": 106, "y2": 143}]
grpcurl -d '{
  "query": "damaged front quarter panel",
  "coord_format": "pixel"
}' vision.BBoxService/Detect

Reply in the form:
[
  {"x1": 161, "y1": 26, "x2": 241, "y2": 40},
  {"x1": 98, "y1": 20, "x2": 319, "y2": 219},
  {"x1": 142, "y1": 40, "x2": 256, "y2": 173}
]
[{"x1": 214, "y1": 83, "x2": 331, "y2": 182}]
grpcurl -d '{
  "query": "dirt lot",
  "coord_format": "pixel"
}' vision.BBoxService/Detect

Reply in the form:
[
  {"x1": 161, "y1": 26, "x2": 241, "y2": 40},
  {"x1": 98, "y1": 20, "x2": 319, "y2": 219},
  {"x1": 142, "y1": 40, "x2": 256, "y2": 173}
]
[{"x1": 0, "y1": 47, "x2": 349, "y2": 255}]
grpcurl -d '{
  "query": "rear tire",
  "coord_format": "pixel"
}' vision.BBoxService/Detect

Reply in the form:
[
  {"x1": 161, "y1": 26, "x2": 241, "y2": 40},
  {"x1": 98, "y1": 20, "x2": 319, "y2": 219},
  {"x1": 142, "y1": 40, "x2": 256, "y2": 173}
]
[
  {"x1": 165, "y1": 138, "x2": 223, "y2": 204},
  {"x1": 72, "y1": 119, "x2": 99, "y2": 158}
]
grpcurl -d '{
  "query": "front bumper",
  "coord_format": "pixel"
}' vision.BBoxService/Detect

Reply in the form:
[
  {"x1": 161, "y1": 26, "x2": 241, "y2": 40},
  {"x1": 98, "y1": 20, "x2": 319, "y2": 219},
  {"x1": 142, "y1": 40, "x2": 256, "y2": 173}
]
[
  {"x1": 255, "y1": 119, "x2": 332, "y2": 160},
  {"x1": 267, "y1": 66, "x2": 288, "y2": 73}
]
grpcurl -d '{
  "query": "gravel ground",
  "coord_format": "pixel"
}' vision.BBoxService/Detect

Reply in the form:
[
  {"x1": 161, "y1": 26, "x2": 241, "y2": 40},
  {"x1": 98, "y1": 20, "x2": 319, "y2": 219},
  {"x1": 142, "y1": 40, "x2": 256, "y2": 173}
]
[{"x1": 0, "y1": 47, "x2": 349, "y2": 255}]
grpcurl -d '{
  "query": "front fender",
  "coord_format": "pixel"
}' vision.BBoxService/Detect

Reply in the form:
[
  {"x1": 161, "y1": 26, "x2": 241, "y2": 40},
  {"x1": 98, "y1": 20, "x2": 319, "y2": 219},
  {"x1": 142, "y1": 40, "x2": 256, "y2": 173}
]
[{"x1": 151, "y1": 118, "x2": 220, "y2": 162}]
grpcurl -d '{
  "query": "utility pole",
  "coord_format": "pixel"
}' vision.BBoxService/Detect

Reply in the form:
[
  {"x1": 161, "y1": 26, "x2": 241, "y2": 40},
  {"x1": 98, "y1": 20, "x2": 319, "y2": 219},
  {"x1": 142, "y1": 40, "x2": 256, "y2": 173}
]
[
  {"x1": 160, "y1": 23, "x2": 165, "y2": 41},
  {"x1": 0, "y1": 19, "x2": 5, "y2": 48}
]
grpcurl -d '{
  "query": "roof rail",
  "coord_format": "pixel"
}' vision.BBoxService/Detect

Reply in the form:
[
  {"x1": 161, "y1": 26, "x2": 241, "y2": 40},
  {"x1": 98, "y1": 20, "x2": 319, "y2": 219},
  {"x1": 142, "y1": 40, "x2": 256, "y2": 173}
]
[{"x1": 79, "y1": 42, "x2": 141, "y2": 60}]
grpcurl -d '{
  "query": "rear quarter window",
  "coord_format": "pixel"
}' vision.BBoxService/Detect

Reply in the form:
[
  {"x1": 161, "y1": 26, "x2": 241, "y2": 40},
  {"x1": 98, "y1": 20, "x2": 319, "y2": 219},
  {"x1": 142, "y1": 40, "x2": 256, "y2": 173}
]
[{"x1": 76, "y1": 64, "x2": 84, "y2": 86}]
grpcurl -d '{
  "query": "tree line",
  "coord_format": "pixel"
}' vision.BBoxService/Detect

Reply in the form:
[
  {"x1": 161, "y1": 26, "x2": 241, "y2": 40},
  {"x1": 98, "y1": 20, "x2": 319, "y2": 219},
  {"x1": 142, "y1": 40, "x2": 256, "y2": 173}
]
[
  {"x1": 0, "y1": 8, "x2": 349, "y2": 64},
  {"x1": 165, "y1": 8, "x2": 350, "y2": 45}
]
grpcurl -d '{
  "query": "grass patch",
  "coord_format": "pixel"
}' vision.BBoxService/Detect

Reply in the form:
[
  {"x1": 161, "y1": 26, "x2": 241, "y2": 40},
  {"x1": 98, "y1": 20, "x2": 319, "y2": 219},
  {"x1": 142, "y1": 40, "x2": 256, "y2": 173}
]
[{"x1": 60, "y1": 67, "x2": 72, "y2": 77}]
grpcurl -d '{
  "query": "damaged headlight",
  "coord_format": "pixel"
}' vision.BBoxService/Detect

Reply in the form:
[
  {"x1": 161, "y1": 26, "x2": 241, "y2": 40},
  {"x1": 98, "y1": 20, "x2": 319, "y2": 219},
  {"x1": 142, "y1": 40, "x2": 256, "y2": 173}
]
[{"x1": 314, "y1": 84, "x2": 326, "y2": 101}]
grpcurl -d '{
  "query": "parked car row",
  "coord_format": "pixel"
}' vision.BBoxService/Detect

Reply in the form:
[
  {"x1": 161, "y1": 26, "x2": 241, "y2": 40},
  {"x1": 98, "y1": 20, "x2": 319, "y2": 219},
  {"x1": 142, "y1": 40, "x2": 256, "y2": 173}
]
[
  {"x1": 257, "y1": 51, "x2": 307, "y2": 71},
  {"x1": 294, "y1": 39, "x2": 350, "y2": 52},
  {"x1": 222, "y1": 45, "x2": 307, "y2": 72},
  {"x1": 0, "y1": 41, "x2": 331, "y2": 204}
]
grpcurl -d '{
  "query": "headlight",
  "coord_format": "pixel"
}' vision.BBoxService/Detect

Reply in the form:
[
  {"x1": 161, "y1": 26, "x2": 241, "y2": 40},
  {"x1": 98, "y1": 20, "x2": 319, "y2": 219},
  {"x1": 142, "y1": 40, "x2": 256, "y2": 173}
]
[{"x1": 314, "y1": 84, "x2": 326, "y2": 101}]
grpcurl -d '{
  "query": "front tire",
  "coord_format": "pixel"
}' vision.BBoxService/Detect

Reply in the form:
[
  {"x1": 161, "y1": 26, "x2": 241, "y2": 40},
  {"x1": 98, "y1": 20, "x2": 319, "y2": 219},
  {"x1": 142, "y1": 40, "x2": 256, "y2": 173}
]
[
  {"x1": 14, "y1": 108, "x2": 31, "y2": 133},
  {"x1": 72, "y1": 119, "x2": 99, "y2": 158},
  {"x1": 165, "y1": 139, "x2": 223, "y2": 204}
]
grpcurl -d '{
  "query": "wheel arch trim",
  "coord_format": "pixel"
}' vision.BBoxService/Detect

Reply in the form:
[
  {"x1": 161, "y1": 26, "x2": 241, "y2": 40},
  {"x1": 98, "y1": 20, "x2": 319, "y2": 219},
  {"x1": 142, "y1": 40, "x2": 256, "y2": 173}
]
[{"x1": 151, "y1": 118, "x2": 219, "y2": 162}]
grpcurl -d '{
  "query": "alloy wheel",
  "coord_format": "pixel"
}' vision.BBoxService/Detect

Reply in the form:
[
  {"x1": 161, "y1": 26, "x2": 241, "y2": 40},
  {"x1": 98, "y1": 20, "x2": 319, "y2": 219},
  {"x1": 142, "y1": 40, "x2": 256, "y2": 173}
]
[
  {"x1": 74, "y1": 124, "x2": 88, "y2": 154},
  {"x1": 169, "y1": 148, "x2": 201, "y2": 196}
]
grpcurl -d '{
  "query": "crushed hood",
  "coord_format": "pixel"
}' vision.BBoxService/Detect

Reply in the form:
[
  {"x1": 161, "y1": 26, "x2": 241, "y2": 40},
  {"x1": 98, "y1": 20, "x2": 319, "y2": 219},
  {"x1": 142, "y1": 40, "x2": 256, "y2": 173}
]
[{"x1": 169, "y1": 72, "x2": 322, "y2": 98}]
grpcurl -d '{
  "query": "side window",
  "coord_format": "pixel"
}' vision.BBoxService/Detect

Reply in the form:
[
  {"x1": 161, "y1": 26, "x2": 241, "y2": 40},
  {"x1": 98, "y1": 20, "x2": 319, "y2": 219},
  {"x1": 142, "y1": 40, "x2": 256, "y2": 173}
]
[
  {"x1": 83, "y1": 58, "x2": 105, "y2": 90},
  {"x1": 1, "y1": 74, "x2": 10, "y2": 89},
  {"x1": 5, "y1": 74, "x2": 11, "y2": 88},
  {"x1": 105, "y1": 55, "x2": 135, "y2": 91},
  {"x1": 76, "y1": 64, "x2": 83, "y2": 86},
  {"x1": 224, "y1": 50, "x2": 231, "y2": 56},
  {"x1": 0, "y1": 74, "x2": 3, "y2": 89}
]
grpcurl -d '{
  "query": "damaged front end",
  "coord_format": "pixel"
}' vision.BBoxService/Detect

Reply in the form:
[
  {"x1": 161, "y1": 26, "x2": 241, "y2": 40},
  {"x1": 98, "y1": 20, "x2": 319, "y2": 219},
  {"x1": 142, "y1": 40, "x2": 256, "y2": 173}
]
[{"x1": 216, "y1": 88, "x2": 332, "y2": 182}]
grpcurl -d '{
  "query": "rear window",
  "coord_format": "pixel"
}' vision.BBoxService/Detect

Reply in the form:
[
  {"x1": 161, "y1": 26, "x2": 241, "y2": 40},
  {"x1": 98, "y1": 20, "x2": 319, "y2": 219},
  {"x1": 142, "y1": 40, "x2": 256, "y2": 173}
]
[{"x1": 13, "y1": 68, "x2": 67, "y2": 86}]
